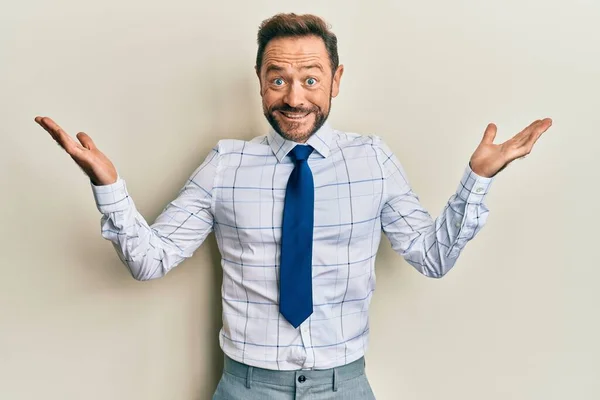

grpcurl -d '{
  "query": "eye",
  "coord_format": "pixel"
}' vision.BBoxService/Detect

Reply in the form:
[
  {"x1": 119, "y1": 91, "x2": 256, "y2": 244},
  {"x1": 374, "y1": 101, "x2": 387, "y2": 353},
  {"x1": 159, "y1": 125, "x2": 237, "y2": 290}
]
[
  {"x1": 306, "y1": 77, "x2": 317, "y2": 86},
  {"x1": 273, "y1": 78, "x2": 284, "y2": 86}
]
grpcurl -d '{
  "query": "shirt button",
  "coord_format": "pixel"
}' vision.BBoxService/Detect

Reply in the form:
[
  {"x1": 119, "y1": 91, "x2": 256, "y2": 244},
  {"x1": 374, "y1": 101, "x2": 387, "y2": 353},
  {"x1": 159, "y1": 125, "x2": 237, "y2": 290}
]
[
  {"x1": 475, "y1": 187, "x2": 484, "y2": 193},
  {"x1": 455, "y1": 222, "x2": 461, "y2": 228},
  {"x1": 298, "y1": 375, "x2": 306, "y2": 383}
]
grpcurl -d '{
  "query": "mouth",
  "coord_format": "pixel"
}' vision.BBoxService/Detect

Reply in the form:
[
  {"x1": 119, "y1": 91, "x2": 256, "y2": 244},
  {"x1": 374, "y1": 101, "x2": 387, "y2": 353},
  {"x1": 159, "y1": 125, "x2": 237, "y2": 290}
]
[{"x1": 278, "y1": 111, "x2": 311, "y2": 121}]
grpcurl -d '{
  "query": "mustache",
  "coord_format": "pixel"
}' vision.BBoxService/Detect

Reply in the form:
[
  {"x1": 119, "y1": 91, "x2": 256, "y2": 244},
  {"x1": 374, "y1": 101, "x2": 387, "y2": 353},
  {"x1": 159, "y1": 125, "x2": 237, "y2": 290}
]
[{"x1": 271, "y1": 105, "x2": 318, "y2": 114}]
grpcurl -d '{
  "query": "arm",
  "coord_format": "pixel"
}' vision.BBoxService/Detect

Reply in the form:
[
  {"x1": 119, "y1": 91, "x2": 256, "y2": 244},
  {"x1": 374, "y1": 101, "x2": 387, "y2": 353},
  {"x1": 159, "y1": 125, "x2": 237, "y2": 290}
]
[
  {"x1": 90, "y1": 147, "x2": 219, "y2": 280},
  {"x1": 378, "y1": 117, "x2": 552, "y2": 277},
  {"x1": 377, "y1": 138, "x2": 493, "y2": 278},
  {"x1": 34, "y1": 115, "x2": 219, "y2": 281}
]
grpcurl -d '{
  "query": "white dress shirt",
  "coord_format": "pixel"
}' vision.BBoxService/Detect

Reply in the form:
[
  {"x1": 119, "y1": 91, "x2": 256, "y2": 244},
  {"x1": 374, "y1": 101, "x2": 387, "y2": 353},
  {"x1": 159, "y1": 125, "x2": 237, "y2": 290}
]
[{"x1": 90, "y1": 122, "x2": 494, "y2": 370}]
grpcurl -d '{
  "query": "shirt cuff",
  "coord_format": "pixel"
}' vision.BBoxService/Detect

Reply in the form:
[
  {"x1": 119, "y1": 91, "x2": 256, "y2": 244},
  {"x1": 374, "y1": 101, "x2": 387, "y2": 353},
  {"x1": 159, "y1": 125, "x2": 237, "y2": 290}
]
[
  {"x1": 90, "y1": 175, "x2": 131, "y2": 213},
  {"x1": 455, "y1": 164, "x2": 494, "y2": 204}
]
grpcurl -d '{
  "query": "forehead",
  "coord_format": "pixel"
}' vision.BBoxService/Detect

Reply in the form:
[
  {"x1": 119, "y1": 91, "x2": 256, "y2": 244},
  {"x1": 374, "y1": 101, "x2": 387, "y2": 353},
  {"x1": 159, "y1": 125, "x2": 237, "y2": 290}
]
[{"x1": 262, "y1": 35, "x2": 330, "y2": 73}]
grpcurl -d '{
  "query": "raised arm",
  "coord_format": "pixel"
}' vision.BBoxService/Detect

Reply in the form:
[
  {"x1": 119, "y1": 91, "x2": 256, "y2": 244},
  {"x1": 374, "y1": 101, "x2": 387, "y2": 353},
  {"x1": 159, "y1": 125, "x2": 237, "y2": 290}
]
[
  {"x1": 378, "y1": 138, "x2": 493, "y2": 278},
  {"x1": 36, "y1": 116, "x2": 219, "y2": 280},
  {"x1": 378, "y1": 118, "x2": 552, "y2": 277}
]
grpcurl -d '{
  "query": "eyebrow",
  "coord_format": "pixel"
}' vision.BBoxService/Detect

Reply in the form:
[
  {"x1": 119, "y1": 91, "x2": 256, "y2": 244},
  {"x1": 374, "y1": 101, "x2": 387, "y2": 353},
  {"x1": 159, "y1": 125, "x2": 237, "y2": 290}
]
[
  {"x1": 265, "y1": 65, "x2": 285, "y2": 74},
  {"x1": 265, "y1": 64, "x2": 325, "y2": 74},
  {"x1": 300, "y1": 64, "x2": 324, "y2": 72}
]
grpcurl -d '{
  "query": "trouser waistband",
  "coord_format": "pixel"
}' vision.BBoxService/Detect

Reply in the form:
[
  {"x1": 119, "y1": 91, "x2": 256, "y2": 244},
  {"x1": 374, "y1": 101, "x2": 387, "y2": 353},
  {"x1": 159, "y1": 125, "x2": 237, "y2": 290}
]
[{"x1": 223, "y1": 354, "x2": 366, "y2": 392}]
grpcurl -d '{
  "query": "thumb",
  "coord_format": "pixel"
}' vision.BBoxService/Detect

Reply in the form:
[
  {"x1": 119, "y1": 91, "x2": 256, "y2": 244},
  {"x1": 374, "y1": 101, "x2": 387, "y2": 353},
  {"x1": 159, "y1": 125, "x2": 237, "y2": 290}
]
[
  {"x1": 481, "y1": 123, "x2": 497, "y2": 145},
  {"x1": 76, "y1": 132, "x2": 97, "y2": 151}
]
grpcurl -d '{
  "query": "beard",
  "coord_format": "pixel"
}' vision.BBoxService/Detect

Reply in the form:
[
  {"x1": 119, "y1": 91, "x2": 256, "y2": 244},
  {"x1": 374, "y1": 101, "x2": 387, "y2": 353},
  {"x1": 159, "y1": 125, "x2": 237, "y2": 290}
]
[{"x1": 263, "y1": 94, "x2": 332, "y2": 143}]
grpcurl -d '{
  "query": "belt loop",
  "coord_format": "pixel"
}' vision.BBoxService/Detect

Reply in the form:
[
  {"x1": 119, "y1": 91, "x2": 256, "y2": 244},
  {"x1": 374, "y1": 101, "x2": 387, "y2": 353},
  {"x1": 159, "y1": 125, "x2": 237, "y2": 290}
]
[
  {"x1": 332, "y1": 368, "x2": 339, "y2": 392},
  {"x1": 246, "y1": 366, "x2": 253, "y2": 389}
]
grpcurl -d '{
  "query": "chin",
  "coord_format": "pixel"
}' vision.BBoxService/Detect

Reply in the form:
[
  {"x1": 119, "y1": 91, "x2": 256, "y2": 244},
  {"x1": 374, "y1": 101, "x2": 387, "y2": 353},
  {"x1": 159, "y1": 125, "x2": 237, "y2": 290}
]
[
  {"x1": 275, "y1": 116, "x2": 315, "y2": 141},
  {"x1": 283, "y1": 122, "x2": 312, "y2": 134},
  {"x1": 282, "y1": 125, "x2": 314, "y2": 141}
]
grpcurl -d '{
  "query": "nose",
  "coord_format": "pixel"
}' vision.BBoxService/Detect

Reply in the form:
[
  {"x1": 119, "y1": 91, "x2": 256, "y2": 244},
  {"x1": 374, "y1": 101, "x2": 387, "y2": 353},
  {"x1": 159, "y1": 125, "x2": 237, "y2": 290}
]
[{"x1": 282, "y1": 82, "x2": 305, "y2": 108}]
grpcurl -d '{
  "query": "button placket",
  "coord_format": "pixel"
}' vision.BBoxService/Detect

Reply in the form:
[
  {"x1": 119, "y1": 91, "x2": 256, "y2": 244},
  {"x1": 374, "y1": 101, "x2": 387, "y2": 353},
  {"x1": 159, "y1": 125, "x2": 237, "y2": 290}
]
[{"x1": 299, "y1": 322, "x2": 313, "y2": 368}]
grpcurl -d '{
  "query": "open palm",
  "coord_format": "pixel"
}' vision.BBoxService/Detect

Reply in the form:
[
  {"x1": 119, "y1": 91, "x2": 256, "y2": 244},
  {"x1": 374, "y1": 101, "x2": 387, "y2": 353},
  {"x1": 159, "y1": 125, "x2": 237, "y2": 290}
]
[
  {"x1": 469, "y1": 118, "x2": 553, "y2": 178},
  {"x1": 35, "y1": 116, "x2": 118, "y2": 186}
]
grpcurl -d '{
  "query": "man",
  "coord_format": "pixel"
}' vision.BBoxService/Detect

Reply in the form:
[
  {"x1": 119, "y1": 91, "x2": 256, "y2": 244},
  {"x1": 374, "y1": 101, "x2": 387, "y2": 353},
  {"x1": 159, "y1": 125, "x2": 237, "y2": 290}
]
[{"x1": 35, "y1": 12, "x2": 552, "y2": 400}]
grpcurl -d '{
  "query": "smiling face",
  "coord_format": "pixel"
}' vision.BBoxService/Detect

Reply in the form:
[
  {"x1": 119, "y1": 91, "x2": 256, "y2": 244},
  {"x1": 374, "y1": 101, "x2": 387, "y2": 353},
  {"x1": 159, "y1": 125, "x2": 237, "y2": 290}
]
[{"x1": 257, "y1": 35, "x2": 344, "y2": 143}]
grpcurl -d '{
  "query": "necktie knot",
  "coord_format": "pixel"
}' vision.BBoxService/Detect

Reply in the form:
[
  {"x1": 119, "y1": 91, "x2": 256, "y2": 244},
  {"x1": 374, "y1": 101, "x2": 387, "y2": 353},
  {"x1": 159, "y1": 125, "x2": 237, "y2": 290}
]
[{"x1": 290, "y1": 145, "x2": 313, "y2": 162}]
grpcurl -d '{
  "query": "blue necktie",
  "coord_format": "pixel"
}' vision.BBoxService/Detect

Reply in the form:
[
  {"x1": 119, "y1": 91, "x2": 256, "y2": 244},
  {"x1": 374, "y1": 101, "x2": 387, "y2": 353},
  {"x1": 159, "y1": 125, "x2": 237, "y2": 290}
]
[{"x1": 280, "y1": 145, "x2": 314, "y2": 328}]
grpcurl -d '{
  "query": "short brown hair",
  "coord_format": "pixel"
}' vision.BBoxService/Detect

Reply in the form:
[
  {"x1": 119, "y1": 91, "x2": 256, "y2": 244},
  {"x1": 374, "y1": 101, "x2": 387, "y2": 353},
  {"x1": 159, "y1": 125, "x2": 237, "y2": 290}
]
[{"x1": 256, "y1": 13, "x2": 339, "y2": 75}]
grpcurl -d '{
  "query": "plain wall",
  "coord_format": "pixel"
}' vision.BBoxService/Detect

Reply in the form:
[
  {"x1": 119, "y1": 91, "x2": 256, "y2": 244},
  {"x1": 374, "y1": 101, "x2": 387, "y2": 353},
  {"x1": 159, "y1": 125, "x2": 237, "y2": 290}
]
[{"x1": 1, "y1": 0, "x2": 598, "y2": 399}]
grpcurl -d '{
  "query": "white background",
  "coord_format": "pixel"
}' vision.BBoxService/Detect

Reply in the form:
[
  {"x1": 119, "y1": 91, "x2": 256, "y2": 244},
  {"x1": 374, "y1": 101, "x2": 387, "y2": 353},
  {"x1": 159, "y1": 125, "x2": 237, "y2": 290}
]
[{"x1": 1, "y1": 1, "x2": 598, "y2": 398}]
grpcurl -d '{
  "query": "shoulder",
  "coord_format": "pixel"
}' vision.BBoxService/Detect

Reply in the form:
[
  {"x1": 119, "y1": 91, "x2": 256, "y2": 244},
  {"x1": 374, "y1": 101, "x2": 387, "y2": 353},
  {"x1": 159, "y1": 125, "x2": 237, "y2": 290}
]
[
  {"x1": 208, "y1": 135, "x2": 273, "y2": 168},
  {"x1": 213, "y1": 134, "x2": 270, "y2": 154},
  {"x1": 331, "y1": 128, "x2": 388, "y2": 153}
]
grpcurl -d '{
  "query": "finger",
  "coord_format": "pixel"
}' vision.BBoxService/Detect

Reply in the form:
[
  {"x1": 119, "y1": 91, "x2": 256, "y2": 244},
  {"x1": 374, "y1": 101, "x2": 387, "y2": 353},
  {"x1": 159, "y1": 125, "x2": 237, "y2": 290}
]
[
  {"x1": 36, "y1": 116, "x2": 65, "y2": 141},
  {"x1": 515, "y1": 119, "x2": 542, "y2": 139},
  {"x1": 518, "y1": 118, "x2": 551, "y2": 145},
  {"x1": 481, "y1": 123, "x2": 497, "y2": 145},
  {"x1": 35, "y1": 116, "x2": 59, "y2": 140},
  {"x1": 521, "y1": 118, "x2": 552, "y2": 150},
  {"x1": 36, "y1": 116, "x2": 83, "y2": 154},
  {"x1": 512, "y1": 119, "x2": 546, "y2": 146},
  {"x1": 76, "y1": 132, "x2": 97, "y2": 151}
]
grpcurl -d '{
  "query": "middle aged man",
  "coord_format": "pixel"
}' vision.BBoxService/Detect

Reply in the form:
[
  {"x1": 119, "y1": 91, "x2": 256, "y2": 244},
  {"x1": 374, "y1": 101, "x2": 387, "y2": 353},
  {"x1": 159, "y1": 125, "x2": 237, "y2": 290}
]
[{"x1": 36, "y1": 12, "x2": 552, "y2": 400}]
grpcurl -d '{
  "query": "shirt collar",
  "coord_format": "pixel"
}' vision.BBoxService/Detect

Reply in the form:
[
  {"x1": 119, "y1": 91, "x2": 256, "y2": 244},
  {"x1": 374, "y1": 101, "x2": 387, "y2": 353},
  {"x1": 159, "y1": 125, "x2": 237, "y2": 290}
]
[{"x1": 267, "y1": 122, "x2": 333, "y2": 162}]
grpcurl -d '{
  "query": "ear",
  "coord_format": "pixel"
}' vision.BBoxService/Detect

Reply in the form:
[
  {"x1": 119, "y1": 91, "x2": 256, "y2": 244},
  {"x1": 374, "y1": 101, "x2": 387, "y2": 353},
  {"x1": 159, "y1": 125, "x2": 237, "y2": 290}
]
[
  {"x1": 255, "y1": 65, "x2": 263, "y2": 94},
  {"x1": 331, "y1": 64, "x2": 344, "y2": 98}
]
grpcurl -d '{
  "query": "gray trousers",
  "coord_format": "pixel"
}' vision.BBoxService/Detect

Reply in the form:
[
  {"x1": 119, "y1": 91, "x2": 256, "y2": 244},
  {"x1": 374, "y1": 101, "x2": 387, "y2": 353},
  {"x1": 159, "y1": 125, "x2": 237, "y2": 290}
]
[{"x1": 213, "y1": 355, "x2": 376, "y2": 399}]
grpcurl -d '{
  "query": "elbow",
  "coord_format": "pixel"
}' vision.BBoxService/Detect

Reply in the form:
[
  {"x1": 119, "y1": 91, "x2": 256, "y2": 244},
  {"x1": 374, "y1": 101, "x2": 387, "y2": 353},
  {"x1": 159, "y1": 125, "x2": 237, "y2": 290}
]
[
  {"x1": 426, "y1": 270, "x2": 447, "y2": 279},
  {"x1": 406, "y1": 259, "x2": 449, "y2": 279},
  {"x1": 126, "y1": 263, "x2": 150, "y2": 281},
  {"x1": 131, "y1": 268, "x2": 166, "y2": 281},
  {"x1": 123, "y1": 259, "x2": 167, "y2": 281},
  {"x1": 420, "y1": 266, "x2": 446, "y2": 279},
  {"x1": 405, "y1": 253, "x2": 451, "y2": 279},
  {"x1": 132, "y1": 273, "x2": 151, "y2": 282},
  {"x1": 424, "y1": 247, "x2": 460, "y2": 278},
  {"x1": 422, "y1": 259, "x2": 454, "y2": 279},
  {"x1": 424, "y1": 259, "x2": 457, "y2": 278}
]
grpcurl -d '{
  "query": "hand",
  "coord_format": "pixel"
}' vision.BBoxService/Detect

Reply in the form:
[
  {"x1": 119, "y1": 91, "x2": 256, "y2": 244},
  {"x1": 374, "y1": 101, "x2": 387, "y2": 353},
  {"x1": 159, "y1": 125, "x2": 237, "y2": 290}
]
[
  {"x1": 35, "y1": 116, "x2": 118, "y2": 186},
  {"x1": 469, "y1": 118, "x2": 553, "y2": 178}
]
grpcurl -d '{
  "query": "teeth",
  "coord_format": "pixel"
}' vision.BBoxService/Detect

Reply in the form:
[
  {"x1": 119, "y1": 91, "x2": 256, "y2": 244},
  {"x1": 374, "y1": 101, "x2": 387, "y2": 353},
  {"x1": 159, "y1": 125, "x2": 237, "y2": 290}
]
[{"x1": 281, "y1": 112, "x2": 308, "y2": 119}]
